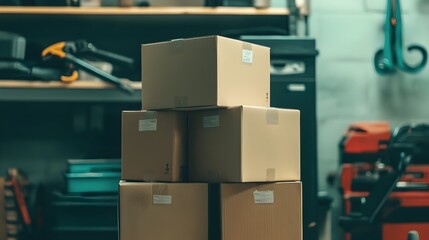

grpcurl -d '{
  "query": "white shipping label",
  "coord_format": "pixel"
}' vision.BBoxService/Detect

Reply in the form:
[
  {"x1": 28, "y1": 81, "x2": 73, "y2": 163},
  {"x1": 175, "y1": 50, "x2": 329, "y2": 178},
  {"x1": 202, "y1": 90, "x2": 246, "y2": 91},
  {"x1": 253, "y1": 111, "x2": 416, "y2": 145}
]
[
  {"x1": 153, "y1": 195, "x2": 172, "y2": 204},
  {"x1": 203, "y1": 115, "x2": 219, "y2": 128},
  {"x1": 253, "y1": 190, "x2": 274, "y2": 204},
  {"x1": 139, "y1": 118, "x2": 157, "y2": 131},
  {"x1": 242, "y1": 49, "x2": 253, "y2": 63}
]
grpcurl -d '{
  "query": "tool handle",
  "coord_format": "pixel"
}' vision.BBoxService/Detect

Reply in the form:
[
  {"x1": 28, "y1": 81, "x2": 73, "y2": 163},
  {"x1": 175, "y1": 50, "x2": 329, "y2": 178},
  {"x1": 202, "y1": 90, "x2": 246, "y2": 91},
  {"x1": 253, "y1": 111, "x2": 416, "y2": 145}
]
[
  {"x1": 90, "y1": 49, "x2": 134, "y2": 68},
  {"x1": 73, "y1": 40, "x2": 133, "y2": 68},
  {"x1": 66, "y1": 54, "x2": 134, "y2": 94},
  {"x1": 10, "y1": 177, "x2": 31, "y2": 225}
]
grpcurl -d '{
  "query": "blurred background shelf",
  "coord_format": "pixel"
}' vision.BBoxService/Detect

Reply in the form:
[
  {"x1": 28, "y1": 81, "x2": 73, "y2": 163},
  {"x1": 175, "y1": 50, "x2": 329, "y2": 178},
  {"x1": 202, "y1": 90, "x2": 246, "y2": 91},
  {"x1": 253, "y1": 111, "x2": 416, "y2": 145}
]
[
  {"x1": 0, "y1": 80, "x2": 141, "y2": 102},
  {"x1": 0, "y1": 6, "x2": 291, "y2": 15},
  {"x1": 0, "y1": 4, "x2": 312, "y2": 240},
  {"x1": 0, "y1": 6, "x2": 291, "y2": 78}
]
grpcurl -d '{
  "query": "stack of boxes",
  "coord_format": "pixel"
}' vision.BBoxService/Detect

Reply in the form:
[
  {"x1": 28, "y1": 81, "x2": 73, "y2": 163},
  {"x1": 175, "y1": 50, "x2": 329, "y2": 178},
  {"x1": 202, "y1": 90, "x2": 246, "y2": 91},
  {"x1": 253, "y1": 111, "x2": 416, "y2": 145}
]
[{"x1": 120, "y1": 36, "x2": 302, "y2": 240}]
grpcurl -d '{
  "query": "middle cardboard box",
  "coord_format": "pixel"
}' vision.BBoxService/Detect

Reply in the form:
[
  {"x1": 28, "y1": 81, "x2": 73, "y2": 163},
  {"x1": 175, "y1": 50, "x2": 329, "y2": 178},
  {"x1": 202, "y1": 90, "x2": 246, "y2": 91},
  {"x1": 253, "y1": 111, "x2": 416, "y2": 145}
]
[
  {"x1": 122, "y1": 110, "x2": 187, "y2": 182},
  {"x1": 121, "y1": 106, "x2": 300, "y2": 183},
  {"x1": 188, "y1": 105, "x2": 300, "y2": 182}
]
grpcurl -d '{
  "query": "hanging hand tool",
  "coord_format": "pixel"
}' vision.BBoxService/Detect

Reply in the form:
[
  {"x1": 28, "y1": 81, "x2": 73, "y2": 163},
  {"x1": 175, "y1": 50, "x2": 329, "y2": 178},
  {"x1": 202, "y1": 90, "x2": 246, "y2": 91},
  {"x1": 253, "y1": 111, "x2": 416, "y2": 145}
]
[
  {"x1": 42, "y1": 40, "x2": 134, "y2": 94},
  {"x1": 374, "y1": 0, "x2": 427, "y2": 74}
]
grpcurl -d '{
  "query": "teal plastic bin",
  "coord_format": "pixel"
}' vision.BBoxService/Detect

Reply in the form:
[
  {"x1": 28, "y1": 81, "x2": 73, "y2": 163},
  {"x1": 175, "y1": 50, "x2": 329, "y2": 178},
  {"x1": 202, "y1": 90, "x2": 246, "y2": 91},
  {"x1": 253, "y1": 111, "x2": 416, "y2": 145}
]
[
  {"x1": 67, "y1": 159, "x2": 121, "y2": 173},
  {"x1": 64, "y1": 172, "x2": 121, "y2": 193}
]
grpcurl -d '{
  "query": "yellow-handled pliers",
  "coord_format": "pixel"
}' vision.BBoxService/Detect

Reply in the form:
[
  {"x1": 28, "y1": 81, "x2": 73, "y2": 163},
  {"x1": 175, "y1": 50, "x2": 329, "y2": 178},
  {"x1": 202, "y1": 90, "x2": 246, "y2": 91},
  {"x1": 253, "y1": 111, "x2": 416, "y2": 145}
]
[
  {"x1": 42, "y1": 42, "x2": 79, "y2": 83},
  {"x1": 42, "y1": 40, "x2": 134, "y2": 94}
]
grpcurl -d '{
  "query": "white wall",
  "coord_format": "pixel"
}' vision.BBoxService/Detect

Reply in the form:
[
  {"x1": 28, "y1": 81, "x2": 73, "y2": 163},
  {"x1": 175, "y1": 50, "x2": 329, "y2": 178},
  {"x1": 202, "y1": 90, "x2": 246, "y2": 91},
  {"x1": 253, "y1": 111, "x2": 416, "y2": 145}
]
[{"x1": 309, "y1": 0, "x2": 429, "y2": 191}]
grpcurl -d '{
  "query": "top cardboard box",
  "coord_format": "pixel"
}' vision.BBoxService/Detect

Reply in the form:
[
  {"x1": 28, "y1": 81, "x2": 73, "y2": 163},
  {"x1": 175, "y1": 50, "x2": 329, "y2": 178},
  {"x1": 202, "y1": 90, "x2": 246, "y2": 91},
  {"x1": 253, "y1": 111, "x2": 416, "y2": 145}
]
[{"x1": 141, "y1": 36, "x2": 270, "y2": 110}]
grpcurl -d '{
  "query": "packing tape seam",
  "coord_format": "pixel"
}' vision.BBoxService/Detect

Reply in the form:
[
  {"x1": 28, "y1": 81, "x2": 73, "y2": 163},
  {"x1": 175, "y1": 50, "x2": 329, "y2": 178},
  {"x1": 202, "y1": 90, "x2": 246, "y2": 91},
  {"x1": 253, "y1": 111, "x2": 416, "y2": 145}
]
[
  {"x1": 142, "y1": 111, "x2": 157, "y2": 119},
  {"x1": 152, "y1": 183, "x2": 169, "y2": 195},
  {"x1": 266, "y1": 109, "x2": 279, "y2": 125},
  {"x1": 174, "y1": 96, "x2": 188, "y2": 108},
  {"x1": 242, "y1": 42, "x2": 253, "y2": 50},
  {"x1": 266, "y1": 168, "x2": 276, "y2": 181},
  {"x1": 143, "y1": 171, "x2": 155, "y2": 182}
]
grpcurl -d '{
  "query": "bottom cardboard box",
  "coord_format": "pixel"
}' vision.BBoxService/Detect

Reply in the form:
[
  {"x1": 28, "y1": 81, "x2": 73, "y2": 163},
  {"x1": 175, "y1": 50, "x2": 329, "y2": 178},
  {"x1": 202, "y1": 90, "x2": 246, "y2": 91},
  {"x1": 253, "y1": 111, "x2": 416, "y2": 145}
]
[
  {"x1": 212, "y1": 182, "x2": 302, "y2": 240},
  {"x1": 119, "y1": 182, "x2": 208, "y2": 240},
  {"x1": 119, "y1": 181, "x2": 302, "y2": 240}
]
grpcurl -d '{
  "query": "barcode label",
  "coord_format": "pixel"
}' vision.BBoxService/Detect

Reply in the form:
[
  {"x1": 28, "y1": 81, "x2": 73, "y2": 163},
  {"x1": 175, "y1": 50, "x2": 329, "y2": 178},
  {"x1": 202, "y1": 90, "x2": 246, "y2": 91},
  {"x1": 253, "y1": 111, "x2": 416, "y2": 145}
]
[
  {"x1": 139, "y1": 118, "x2": 157, "y2": 131},
  {"x1": 203, "y1": 115, "x2": 219, "y2": 128},
  {"x1": 153, "y1": 195, "x2": 172, "y2": 204},
  {"x1": 242, "y1": 49, "x2": 253, "y2": 63},
  {"x1": 253, "y1": 190, "x2": 274, "y2": 204}
]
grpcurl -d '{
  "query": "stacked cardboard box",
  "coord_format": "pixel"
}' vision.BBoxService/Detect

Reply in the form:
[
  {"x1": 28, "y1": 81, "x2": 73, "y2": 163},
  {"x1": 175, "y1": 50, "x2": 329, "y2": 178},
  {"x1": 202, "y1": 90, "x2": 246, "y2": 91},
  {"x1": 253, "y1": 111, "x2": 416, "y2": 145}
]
[{"x1": 120, "y1": 36, "x2": 302, "y2": 240}]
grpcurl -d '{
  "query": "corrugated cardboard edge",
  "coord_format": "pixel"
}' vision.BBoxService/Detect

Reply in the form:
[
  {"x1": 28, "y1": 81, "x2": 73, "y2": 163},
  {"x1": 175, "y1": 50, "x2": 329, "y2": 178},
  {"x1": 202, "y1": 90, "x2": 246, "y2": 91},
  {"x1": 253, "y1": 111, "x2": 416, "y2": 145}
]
[
  {"x1": 216, "y1": 36, "x2": 220, "y2": 106},
  {"x1": 137, "y1": 110, "x2": 158, "y2": 182},
  {"x1": 149, "y1": 105, "x2": 227, "y2": 111},
  {"x1": 140, "y1": 44, "x2": 144, "y2": 110},
  {"x1": 173, "y1": 112, "x2": 188, "y2": 181},
  {"x1": 142, "y1": 35, "x2": 218, "y2": 47},
  {"x1": 299, "y1": 181, "x2": 303, "y2": 240},
  {"x1": 266, "y1": 46, "x2": 271, "y2": 107},
  {"x1": 117, "y1": 180, "x2": 123, "y2": 240},
  {"x1": 216, "y1": 35, "x2": 270, "y2": 51},
  {"x1": 1, "y1": 178, "x2": 7, "y2": 240},
  {"x1": 121, "y1": 112, "x2": 125, "y2": 179},
  {"x1": 239, "y1": 106, "x2": 245, "y2": 182},
  {"x1": 169, "y1": 38, "x2": 185, "y2": 54}
]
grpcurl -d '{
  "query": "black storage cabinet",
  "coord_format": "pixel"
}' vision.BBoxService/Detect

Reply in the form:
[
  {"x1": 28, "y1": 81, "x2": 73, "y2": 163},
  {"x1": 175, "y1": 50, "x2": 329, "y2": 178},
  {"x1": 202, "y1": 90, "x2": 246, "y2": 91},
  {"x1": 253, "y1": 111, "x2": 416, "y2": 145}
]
[{"x1": 241, "y1": 36, "x2": 318, "y2": 240}]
